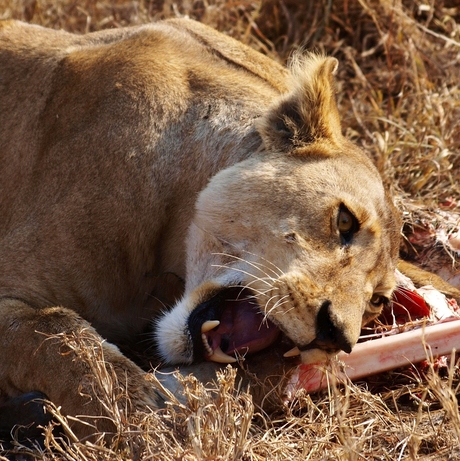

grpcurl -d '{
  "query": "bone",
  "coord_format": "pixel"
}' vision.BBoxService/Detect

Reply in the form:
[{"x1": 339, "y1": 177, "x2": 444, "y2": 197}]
[{"x1": 286, "y1": 318, "x2": 460, "y2": 395}]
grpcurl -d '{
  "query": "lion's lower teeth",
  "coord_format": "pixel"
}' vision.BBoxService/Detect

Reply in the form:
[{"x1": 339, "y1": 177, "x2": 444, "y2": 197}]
[
  {"x1": 207, "y1": 346, "x2": 237, "y2": 364},
  {"x1": 201, "y1": 333, "x2": 237, "y2": 363},
  {"x1": 201, "y1": 333, "x2": 214, "y2": 356}
]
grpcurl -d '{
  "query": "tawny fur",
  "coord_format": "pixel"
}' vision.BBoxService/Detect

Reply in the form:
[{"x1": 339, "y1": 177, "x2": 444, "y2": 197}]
[{"x1": 1, "y1": 18, "x2": 453, "y2": 438}]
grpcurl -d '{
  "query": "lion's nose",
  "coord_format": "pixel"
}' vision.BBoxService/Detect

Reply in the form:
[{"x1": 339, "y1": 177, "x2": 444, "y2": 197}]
[{"x1": 315, "y1": 300, "x2": 353, "y2": 354}]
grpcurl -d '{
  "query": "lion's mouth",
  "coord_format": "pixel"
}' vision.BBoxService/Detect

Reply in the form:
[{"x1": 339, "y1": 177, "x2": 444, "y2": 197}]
[{"x1": 188, "y1": 287, "x2": 280, "y2": 363}]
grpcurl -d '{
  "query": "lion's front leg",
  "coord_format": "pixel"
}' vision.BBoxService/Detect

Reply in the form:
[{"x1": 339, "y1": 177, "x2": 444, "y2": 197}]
[
  {"x1": 0, "y1": 298, "x2": 161, "y2": 440},
  {"x1": 397, "y1": 260, "x2": 460, "y2": 302}
]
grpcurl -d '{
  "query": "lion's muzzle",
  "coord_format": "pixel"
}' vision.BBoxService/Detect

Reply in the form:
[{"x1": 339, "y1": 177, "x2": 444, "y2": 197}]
[
  {"x1": 310, "y1": 300, "x2": 354, "y2": 354},
  {"x1": 188, "y1": 286, "x2": 362, "y2": 365},
  {"x1": 283, "y1": 298, "x2": 364, "y2": 362}
]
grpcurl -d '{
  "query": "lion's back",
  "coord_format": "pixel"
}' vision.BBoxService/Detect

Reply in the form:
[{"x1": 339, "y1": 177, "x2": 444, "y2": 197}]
[
  {"x1": 0, "y1": 18, "x2": 288, "y2": 168},
  {"x1": 0, "y1": 19, "x2": 289, "y2": 341}
]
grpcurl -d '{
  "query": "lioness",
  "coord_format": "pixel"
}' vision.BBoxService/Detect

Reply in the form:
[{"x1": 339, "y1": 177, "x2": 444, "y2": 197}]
[{"x1": 0, "y1": 18, "x2": 455, "y2": 441}]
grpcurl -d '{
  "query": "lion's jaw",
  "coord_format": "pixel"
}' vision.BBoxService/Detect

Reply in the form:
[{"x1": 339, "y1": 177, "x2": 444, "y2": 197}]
[{"x1": 156, "y1": 150, "x2": 400, "y2": 366}]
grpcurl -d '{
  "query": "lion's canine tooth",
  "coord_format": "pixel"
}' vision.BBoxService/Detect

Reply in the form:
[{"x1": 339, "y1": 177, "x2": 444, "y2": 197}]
[
  {"x1": 283, "y1": 346, "x2": 301, "y2": 358},
  {"x1": 201, "y1": 320, "x2": 220, "y2": 333},
  {"x1": 208, "y1": 346, "x2": 237, "y2": 363}
]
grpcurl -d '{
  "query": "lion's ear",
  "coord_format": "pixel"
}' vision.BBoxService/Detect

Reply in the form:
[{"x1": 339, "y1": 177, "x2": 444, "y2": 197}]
[{"x1": 256, "y1": 55, "x2": 343, "y2": 153}]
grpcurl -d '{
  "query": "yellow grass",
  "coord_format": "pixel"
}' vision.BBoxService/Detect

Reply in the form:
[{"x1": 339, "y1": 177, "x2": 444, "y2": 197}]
[{"x1": 1, "y1": 0, "x2": 460, "y2": 459}]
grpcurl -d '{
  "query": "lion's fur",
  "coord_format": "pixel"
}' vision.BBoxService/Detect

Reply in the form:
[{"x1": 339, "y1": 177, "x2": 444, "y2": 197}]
[{"x1": 0, "y1": 17, "x2": 413, "y2": 437}]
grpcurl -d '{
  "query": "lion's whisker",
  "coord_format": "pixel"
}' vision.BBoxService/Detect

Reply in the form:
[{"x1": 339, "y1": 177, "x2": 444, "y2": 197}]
[
  {"x1": 234, "y1": 285, "x2": 274, "y2": 301},
  {"x1": 237, "y1": 248, "x2": 285, "y2": 278},
  {"x1": 212, "y1": 252, "x2": 279, "y2": 280},
  {"x1": 263, "y1": 294, "x2": 291, "y2": 320},
  {"x1": 235, "y1": 278, "x2": 278, "y2": 294},
  {"x1": 211, "y1": 264, "x2": 274, "y2": 287},
  {"x1": 210, "y1": 248, "x2": 283, "y2": 278}
]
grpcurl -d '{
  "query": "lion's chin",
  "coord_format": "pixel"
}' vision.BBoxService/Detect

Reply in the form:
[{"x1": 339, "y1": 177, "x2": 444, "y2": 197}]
[
  {"x1": 299, "y1": 348, "x2": 337, "y2": 365},
  {"x1": 189, "y1": 287, "x2": 281, "y2": 364},
  {"x1": 283, "y1": 344, "x2": 340, "y2": 365}
]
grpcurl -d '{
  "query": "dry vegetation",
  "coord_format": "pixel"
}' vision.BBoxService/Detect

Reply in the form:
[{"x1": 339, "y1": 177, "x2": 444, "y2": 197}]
[{"x1": 1, "y1": 0, "x2": 460, "y2": 459}]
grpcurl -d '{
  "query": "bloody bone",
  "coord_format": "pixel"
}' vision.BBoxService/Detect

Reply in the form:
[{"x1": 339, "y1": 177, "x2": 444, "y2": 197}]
[{"x1": 287, "y1": 318, "x2": 460, "y2": 395}]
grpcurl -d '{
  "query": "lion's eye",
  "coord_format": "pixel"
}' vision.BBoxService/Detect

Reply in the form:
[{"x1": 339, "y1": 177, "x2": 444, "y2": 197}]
[
  {"x1": 338, "y1": 209, "x2": 353, "y2": 233},
  {"x1": 337, "y1": 205, "x2": 359, "y2": 245},
  {"x1": 370, "y1": 294, "x2": 388, "y2": 308}
]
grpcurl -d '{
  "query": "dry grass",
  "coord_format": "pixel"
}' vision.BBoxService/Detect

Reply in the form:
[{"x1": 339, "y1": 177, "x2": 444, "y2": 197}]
[
  {"x1": 5, "y1": 343, "x2": 460, "y2": 460},
  {"x1": 1, "y1": 0, "x2": 460, "y2": 459}
]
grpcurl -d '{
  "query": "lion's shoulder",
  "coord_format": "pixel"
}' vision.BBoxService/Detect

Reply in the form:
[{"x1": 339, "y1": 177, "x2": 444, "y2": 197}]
[
  {"x1": 162, "y1": 19, "x2": 289, "y2": 92},
  {"x1": 0, "y1": 18, "x2": 288, "y2": 94}
]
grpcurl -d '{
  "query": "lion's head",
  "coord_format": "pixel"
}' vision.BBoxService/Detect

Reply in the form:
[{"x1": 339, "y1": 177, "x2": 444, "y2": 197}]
[{"x1": 156, "y1": 54, "x2": 400, "y2": 366}]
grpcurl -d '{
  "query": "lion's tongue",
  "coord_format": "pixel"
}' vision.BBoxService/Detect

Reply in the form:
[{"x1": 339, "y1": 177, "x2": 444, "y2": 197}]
[{"x1": 203, "y1": 298, "x2": 280, "y2": 358}]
